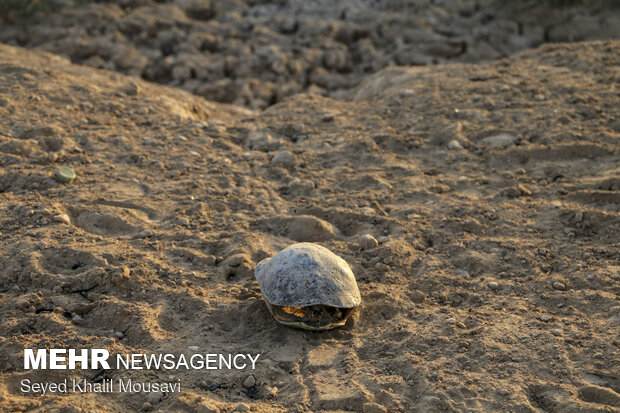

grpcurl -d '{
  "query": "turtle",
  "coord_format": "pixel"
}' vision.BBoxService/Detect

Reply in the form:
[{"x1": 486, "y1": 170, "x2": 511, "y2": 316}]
[{"x1": 254, "y1": 242, "x2": 361, "y2": 330}]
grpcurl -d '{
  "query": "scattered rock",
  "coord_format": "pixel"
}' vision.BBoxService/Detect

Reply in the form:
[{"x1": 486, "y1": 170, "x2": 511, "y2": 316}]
[
  {"x1": 410, "y1": 290, "x2": 426, "y2": 303},
  {"x1": 552, "y1": 281, "x2": 566, "y2": 291},
  {"x1": 53, "y1": 213, "x2": 71, "y2": 225},
  {"x1": 271, "y1": 150, "x2": 295, "y2": 167},
  {"x1": 188, "y1": 345, "x2": 199, "y2": 352},
  {"x1": 242, "y1": 375, "x2": 256, "y2": 389},
  {"x1": 146, "y1": 391, "x2": 162, "y2": 404},
  {"x1": 487, "y1": 281, "x2": 499, "y2": 290},
  {"x1": 124, "y1": 82, "x2": 140, "y2": 96},
  {"x1": 359, "y1": 207, "x2": 376, "y2": 215},
  {"x1": 377, "y1": 235, "x2": 390, "y2": 244},
  {"x1": 539, "y1": 315, "x2": 551, "y2": 322},
  {"x1": 481, "y1": 133, "x2": 517, "y2": 148},
  {"x1": 247, "y1": 131, "x2": 281, "y2": 151},
  {"x1": 447, "y1": 139, "x2": 463, "y2": 149},
  {"x1": 358, "y1": 234, "x2": 378, "y2": 250}
]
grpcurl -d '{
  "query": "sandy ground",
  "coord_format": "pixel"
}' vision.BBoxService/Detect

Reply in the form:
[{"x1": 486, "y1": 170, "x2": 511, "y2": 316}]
[{"x1": 0, "y1": 37, "x2": 619, "y2": 412}]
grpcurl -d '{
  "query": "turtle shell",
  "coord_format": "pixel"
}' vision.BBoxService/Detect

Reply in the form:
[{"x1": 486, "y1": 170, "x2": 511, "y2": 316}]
[{"x1": 255, "y1": 243, "x2": 361, "y2": 308}]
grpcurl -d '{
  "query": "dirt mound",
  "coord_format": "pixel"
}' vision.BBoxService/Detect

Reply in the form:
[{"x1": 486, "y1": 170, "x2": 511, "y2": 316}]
[{"x1": 1, "y1": 0, "x2": 618, "y2": 109}]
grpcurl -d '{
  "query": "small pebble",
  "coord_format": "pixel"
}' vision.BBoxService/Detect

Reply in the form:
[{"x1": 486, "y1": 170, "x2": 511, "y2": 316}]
[
  {"x1": 481, "y1": 133, "x2": 516, "y2": 148},
  {"x1": 456, "y1": 322, "x2": 467, "y2": 329},
  {"x1": 410, "y1": 290, "x2": 426, "y2": 303},
  {"x1": 125, "y1": 82, "x2": 140, "y2": 96},
  {"x1": 552, "y1": 281, "x2": 566, "y2": 291},
  {"x1": 242, "y1": 375, "x2": 256, "y2": 389},
  {"x1": 487, "y1": 281, "x2": 499, "y2": 290},
  {"x1": 540, "y1": 315, "x2": 551, "y2": 322},
  {"x1": 54, "y1": 167, "x2": 76, "y2": 184},
  {"x1": 271, "y1": 150, "x2": 295, "y2": 167},
  {"x1": 377, "y1": 235, "x2": 390, "y2": 244},
  {"x1": 53, "y1": 213, "x2": 71, "y2": 225},
  {"x1": 188, "y1": 345, "x2": 199, "y2": 352},
  {"x1": 586, "y1": 274, "x2": 595, "y2": 281},
  {"x1": 377, "y1": 182, "x2": 392, "y2": 190},
  {"x1": 146, "y1": 391, "x2": 162, "y2": 404},
  {"x1": 359, "y1": 207, "x2": 376, "y2": 215},
  {"x1": 233, "y1": 403, "x2": 250, "y2": 412},
  {"x1": 227, "y1": 254, "x2": 246, "y2": 267},
  {"x1": 446, "y1": 318, "x2": 457, "y2": 325},
  {"x1": 448, "y1": 139, "x2": 463, "y2": 149},
  {"x1": 358, "y1": 234, "x2": 378, "y2": 250},
  {"x1": 71, "y1": 314, "x2": 83, "y2": 324}
]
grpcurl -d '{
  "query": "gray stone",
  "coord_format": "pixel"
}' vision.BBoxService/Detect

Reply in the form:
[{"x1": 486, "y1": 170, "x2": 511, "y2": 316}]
[
  {"x1": 481, "y1": 133, "x2": 516, "y2": 148},
  {"x1": 358, "y1": 234, "x2": 378, "y2": 250},
  {"x1": 271, "y1": 150, "x2": 295, "y2": 167},
  {"x1": 146, "y1": 391, "x2": 162, "y2": 404},
  {"x1": 448, "y1": 139, "x2": 463, "y2": 149},
  {"x1": 552, "y1": 281, "x2": 566, "y2": 291},
  {"x1": 53, "y1": 213, "x2": 71, "y2": 225},
  {"x1": 377, "y1": 235, "x2": 390, "y2": 244},
  {"x1": 242, "y1": 375, "x2": 256, "y2": 389}
]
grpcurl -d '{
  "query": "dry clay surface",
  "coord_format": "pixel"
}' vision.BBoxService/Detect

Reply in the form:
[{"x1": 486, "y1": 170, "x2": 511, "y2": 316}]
[{"x1": 0, "y1": 40, "x2": 619, "y2": 412}]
